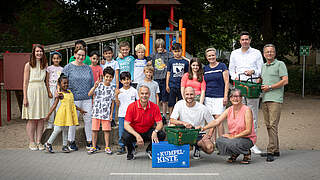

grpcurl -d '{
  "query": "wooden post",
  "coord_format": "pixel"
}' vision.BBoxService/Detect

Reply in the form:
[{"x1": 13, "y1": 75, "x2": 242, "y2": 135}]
[
  {"x1": 132, "y1": 35, "x2": 135, "y2": 55},
  {"x1": 143, "y1": 5, "x2": 146, "y2": 44},
  {"x1": 152, "y1": 32, "x2": 156, "y2": 53},
  {"x1": 7, "y1": 90, "x2": 11, "y2": 122},
  {"x1": 175, "y1": 31, "x2": 180, "y2": 45},
  {"x1": 145, "y1": 19, "x2": 150, "y2": 56},
  {"x1": 182, "y1": 28, "x2": 186, "y2": 57},
  {"x1": 0, "y1": 88, "x2": 2, "y2": 126},
  {"x1": 179, "y1": 19, "x2": 183, "y2": 43}
]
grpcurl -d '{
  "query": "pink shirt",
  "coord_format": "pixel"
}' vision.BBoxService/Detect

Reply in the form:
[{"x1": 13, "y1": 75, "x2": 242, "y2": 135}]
[
  {"x1": 227, "y1": 105, "x2": 257, "y2": 144},
  {"x1": 90, "y1": 65, "x2": 103, "y2": 82},
  {"x1": 180, "y1": 73, "x2": 206, "y2": 95}
]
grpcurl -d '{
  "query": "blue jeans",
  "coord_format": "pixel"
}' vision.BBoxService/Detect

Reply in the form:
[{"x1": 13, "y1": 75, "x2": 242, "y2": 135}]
[{"x1": 118, "y1": 117, "x2": 125, "y2": 147}]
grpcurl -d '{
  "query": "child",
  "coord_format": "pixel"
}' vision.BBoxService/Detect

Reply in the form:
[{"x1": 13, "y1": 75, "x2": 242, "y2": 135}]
[
  {"x1": 102, "y1": 46, "x2": 119, "y2": 89},
  {"x1": 89, "y1": 51, "x2": 103, "y2": 82},
  {"x1": 115, "y1": 72, "x2": 139, "y2": 155},
  {"x1": 133, "y1": 44, "x2": 148, "y2": 86},
  {"x1": 150, "y1": 38, "x2": 172, "y2": 119},
  {"x1": 44, "y1": 74, "x2": 86, "y2": 153},
  {"x1": 68, "y1": 40, "x2": 91, "y2": 65},
  {"x1": 166, "y1": 43, "x2": 189, "y2": 117},
  {"x1": 116, "y1": 41, "x2": 135, "y2": 84},
  {"x1": 46, "y1": 51, "x2": 63, "y2": 129},
  {"x1": 87, "y1": 67, "x2": 116, "y2": 155},
  {"x1": 100, "y1": 57, "x2": 106, "y2": 69},
  {"x1": 137, "y1": 66, "x2": 160, "y2": 105}
]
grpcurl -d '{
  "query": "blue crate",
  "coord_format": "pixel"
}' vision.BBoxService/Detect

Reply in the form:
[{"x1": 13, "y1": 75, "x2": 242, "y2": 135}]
[{"x1": 152, "y1": 141, "x2": 189, "y2": 168}]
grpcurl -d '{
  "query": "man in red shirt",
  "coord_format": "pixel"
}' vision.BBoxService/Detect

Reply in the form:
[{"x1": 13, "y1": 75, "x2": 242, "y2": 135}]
[{"x1": 123, "y1": 85, "x2": 166, "y2": 160}]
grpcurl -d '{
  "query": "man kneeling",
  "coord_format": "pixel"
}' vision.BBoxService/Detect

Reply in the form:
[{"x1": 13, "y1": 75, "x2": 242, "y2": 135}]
[
  {"x1": 170, "y1": 87, "x2": 214, "y2": 159},
  {"x1": 122, "y1": 85, "x2": 166, "y2": 160}
]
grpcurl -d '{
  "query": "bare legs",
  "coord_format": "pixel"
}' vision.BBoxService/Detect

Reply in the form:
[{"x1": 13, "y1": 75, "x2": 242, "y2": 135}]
[
  {"x1": 212, "y1": 115, "x2": 224, "y2": 142},
  {"x1": 26, "y1": 119, "x2": 45, "y2": 144}
]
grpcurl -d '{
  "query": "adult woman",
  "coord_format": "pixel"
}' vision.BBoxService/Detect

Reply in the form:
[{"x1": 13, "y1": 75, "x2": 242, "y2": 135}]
[
  {"x1": 202, "y1": 89, "x2": 256, "y2": 164},
  {"x1": 22, "y1": 44, "x2": 51, "y2": 150},
  {"x1": 62, "y1": 47, "x2": 94, "y2": 150},
  {"x1": 203, "y1": 48, "x2": 229, "y2": 141},
  {"x1": 180, "y1": 58, "x2": 206, "y2": 104}
]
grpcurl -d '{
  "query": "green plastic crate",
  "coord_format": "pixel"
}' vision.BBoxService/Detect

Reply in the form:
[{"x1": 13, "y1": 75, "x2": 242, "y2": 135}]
[
  {"x1": 234, "y1": 74, "x2": 262, "y2": 98},
  {"x1": 165, "y1": 126, "x2": 200, "y2": 146}
]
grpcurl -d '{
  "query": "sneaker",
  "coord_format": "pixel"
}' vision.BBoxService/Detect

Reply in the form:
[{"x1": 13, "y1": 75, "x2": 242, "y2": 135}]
[
  {"x1": 117, "y1": 146, "x2": 126, "y2": 155},
  {"x1": 96, "y1": 145, "x2": 101, "y2": 151},
  {"x1": 193, "y1": 148, "x2": 201, "y2": 160},
  {"x1": 62, "y1": 146, "x2": 70, "y2": 153},
  {"x1": 29, "y1": 143, "x2": 38, "y2": 151},
  {"x1": 44, "y1": 143, "x2": 54, "y2": 153},
  {"x1": 87, "y1": 147, "x2": 97, "y2": 155},
  {"x1": 146, "y1": 151, "x2": 152, "y2": 160},
  {"x1": 38, "y1": 143, "x2": 45, "y2": 151},
  {"x1": 105, "y1": 147, "x2": 113, "y2": 155},
  {"x1": 86, "y1": 142, "x2": 93, "y2": 150},
  {"x1": 274, "y1": 152, "x2": 280, "y2": 157},
  {"x1": 69, "y1": 141, "x2": 78, "y2": 151},
  {"x1": 127, "y1": 153, "x2": 135, "y2": 160},
  {"x1": 266, "y1": 153, "x2": 274, "y2": 162},
  {"x1": 250, "y1": 145, "x2": 262, "y2": 154}
]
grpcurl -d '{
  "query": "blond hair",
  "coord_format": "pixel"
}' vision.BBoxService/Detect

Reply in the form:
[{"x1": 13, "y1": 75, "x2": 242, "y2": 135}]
[
  {"x1": 155, "y1": 38, "x2": 165, "y2": 50},
  {"x1": 144, "y1": 65, "x2": 154, "y2": 72},
  {"x1": 135, "y1": 44, "x2": 146, "y2": 52}
]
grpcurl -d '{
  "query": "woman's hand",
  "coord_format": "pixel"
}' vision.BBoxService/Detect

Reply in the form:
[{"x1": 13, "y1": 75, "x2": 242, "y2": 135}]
[{"x1": 23, "y1": 98, "x2": 29, "y2": 107}]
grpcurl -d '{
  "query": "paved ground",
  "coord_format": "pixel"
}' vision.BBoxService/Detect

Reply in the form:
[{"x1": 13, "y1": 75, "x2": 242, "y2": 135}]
[{"x1": 0, "y1": 148, "x2": 319, "y2": 180}]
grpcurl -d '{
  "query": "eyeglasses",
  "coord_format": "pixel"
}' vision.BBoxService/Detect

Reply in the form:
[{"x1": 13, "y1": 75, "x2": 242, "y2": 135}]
[
  {"x1": 264, "y1": 51, "x2": 275, "y2": 54},
  {"x1": 230, "y1": 95, "x2": 241, "y2": 98}
]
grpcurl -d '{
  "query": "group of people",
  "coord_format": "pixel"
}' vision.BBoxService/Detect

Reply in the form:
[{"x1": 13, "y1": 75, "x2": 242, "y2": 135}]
[{"x1": 22, "y1": 31, "x2": 288, "y2": 163}]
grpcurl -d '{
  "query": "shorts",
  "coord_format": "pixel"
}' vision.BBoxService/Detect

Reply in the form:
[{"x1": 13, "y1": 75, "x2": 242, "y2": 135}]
[
  {"x1": 204, "y1": 97, "x2": 225, "y2": 115},
  {"x1": 155, "y1": 79, "x2": 168, "y2": 102},
  {"x1": 92, "y1": 118, "x2": 111, "y2": 131},
  {"x1": 168, "y1": 87, "x2": 182, "y2": 107}
]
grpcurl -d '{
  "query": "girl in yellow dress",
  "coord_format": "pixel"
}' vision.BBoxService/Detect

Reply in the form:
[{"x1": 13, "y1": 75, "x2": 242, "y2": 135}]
[{"x1": 44, "y1": 74, "x2": 86, "y2": 153}]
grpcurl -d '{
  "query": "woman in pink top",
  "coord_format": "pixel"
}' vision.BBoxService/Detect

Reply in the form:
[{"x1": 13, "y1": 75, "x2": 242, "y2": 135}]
[
  {"x1": 180, "y1": 58, "x2": 206, "y2": 104},
  {"x1": 202, "y1": 89, "x2": 256, "y2": 164}
]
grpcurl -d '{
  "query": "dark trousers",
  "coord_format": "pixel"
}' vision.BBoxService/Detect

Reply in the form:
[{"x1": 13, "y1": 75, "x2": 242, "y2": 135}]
[{"x1": 122, "y1": 128, "x2": 166, "y2": 154}]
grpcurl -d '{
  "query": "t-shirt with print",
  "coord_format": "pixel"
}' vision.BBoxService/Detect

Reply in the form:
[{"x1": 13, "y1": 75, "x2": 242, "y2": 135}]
[
  {"x1": 150, "y1": 52, "x2": 173, "y2": 80},
  {"x1": 137, "y1": 80, "x2": 160, "y2": 104},
  {"x1": 102, "y1": 59, "x2": 120, "y2": 86},
  {"x1": 90, "y1": 65, "x2": 103, "y2": 82},
  {"x1": 204, "y1": 62, "x2": 228, "y2": 98},
  {"x1": 46, "y1": 65, "x2": 63, "y2": 87},
  {"x1": 92, "y1": 83, "x2": 115, "y2": 120},
  {"x1": 167, "y1": 58, "x2": 189, "y2": 88},
  {"x1": 133, "y1": 59, "x2": 147, "y2": 83},
  {"x1": 116, "y1": 56, "x2": 135, "y2": 81},
  {"x1": 118, "y1": 87, "x2": 139, "y2": 117}
]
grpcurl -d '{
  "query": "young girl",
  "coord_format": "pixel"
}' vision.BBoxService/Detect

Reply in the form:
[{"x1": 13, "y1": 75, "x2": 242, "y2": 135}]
[
  {"x1": 46, "y1": 51, "x2": 63, "y2": 129},
  {"x1": 180, "y1": 57, "x2": 206, "y2": 104},
  {"x1": 89, "y1": 51, "x2": 103, "y2": 82},
  {"x1": 137, "y1": 65, "x2": 160, "y2": 105},
  {"x1": 22, "y1": 44, "x2": 51, "y2": 151},
  {"x1": 44, "y1": 74, "x2": 86, "y2": 153},
  {"x1": 133, "y1": 44, "x2": 147, "y2": 86}
]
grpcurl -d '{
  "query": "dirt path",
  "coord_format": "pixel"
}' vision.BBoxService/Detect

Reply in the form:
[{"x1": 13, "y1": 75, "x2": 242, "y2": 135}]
[{"x1": 1, "y1": 91, "x2": 320, "y2": 150}]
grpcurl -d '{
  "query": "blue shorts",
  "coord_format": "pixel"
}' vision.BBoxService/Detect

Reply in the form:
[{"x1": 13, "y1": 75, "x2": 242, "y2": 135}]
[
  {"x1": 155, "y1": 79, "x2": 168, "y2": 102},
  {"x1": 168, "y1": 87, "x2": 182, "y2": 107}
]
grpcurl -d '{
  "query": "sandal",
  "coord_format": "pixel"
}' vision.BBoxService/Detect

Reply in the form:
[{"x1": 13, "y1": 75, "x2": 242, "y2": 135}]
[
  {"x1": 227, "y1": 154, "x2": 239, "y2": 163},
  {"x1": 240, "y1": 150, "x2": 251, "y2": 164}
]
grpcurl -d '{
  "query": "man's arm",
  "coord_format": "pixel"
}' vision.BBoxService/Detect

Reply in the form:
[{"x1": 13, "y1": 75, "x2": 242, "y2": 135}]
[{"x1": 229, "y1": 52, "x2": 237, "y2": 80}]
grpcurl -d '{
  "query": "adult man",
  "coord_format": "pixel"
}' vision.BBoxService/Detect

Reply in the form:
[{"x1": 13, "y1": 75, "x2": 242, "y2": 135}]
[
  {"x1": 122, "y1": 85, "x2": 166, "y2": 160},
  {"x1": 170, "y1": 87, "x2": 215, "y2": 159},
  {"x1": 260, "y1": 44, "x2": 288, "y2": 162},
  {"x1": 229, "y1": 31, "x2": 264, "y2": 154}
]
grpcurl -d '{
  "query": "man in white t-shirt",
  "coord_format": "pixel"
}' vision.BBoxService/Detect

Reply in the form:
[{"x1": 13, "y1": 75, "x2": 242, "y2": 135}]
[{"x1": 170, "y1": 87, "x2": 215, "y2": 160}]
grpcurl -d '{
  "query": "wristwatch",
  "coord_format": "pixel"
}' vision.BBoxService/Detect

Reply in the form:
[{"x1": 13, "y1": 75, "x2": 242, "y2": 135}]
[
  {"x1": 268, "y1": 85, "x2": 273, "y2": 91},
  {"x1": 153, "y1": 129, "x2": 159, "y2": 133}
]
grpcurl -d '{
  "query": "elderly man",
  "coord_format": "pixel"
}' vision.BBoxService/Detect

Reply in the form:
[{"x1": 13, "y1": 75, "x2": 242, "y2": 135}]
[
  {"x1": 260, "y1": 44, "x2": 288, "y2": 162},
  {"x1": 122, "y1": 85, "x2": 166, "y2": 160},
  {"x1": 229, "y1": 31, "x2": 264, "y2": 154},
  {"x1": 170, "y1": 87, "x2": 215, "y2": 160}
]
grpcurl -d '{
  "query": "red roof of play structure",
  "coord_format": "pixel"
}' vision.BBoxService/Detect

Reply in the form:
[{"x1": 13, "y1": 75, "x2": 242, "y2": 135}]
[{"x1": 136, "y1": 0, "x2": 180, "y2": 5}]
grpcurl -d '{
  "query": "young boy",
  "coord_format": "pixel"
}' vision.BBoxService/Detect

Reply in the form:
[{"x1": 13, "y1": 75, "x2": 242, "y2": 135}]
[
  {"x1": 102, "y1": 46, "x2": 120, "y2": 89},
  {"x1": 89, "y1": 51, "x2": 103, "y2": 82},
  {"x1": 150, "y1": 38, "x2": 172, "y2": 119},
  {"x1": 137, "y1": 66, "x2": 160, "y2": 105},
  {"x1": 88, "y1": 67, "x2": 116, "y2": 155},
  {"x1": 166, "y1": 43, "x2": 189, "y2": 116},
  {"x1": 115, "y1": 72, "x2": 139, "y2": 155},
  {"x1": 69, "y1": 40, "x2": 91, "y2": 65},
  {"x1": 116, "y1": 41, "x2": 135, "y2": 84},
  {"x1": 133, "y1": 44, "x2": 148, "y2": 87}
]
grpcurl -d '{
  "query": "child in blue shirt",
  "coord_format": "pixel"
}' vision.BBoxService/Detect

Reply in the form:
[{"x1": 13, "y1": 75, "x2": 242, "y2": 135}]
[
  {"x1": 166, "y1": 43, "x2": 189, "y2": 116},
  {"x1": 116, "y1": 41, "x2": 135, "y2": 84}
]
